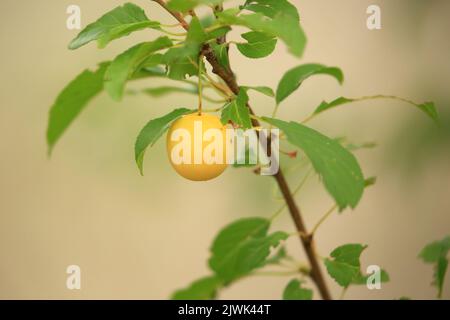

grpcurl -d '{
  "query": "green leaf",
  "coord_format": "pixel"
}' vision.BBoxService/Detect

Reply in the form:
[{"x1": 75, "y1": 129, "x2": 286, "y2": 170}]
[
  {"x1": 417, "y1": 102, "x2": 439, "y2": 122},
  {"x1": 263, "y1": 246, "x2": 288, "y2": 266},
  {"x1": 242, "y1": 86, "x2": 275, "y2": 98},
  {"x1": 167, "y1": 0, "x2": 224, "y2": 12},
  {"x1": 236, "y1": 31, "x2": 277, "y2": 58},
  {"x1": 47, "y1": 63, "x2": 109, "y2": 154},
  {"x1": 105, "y1": 37, "x2": 173, "y2": 101},
  {"x1": 133, "y1": 66, "x2": 167, "y2": 79},
  {"x1": 419, "y1": 236, "x2": 450, "y2": 263},
  {"x1": 331, "y1": 244, "x2": 367, "y2": 266},
  {"x1": 262, "y1": 118, "x2": 365, "y2": 210},
  {"x1": 166, "y1": 26, "x2": 227, "y2": 77},
  {"x1": 209, "y1": 217, "x2": 288, "y2": 282},
  {"x1": 324, "y1": 259, "x2": 359, "y2": 288},
  {"x1": 313, "y1": 97, "x2": 355, "y2": 115},
  {"x1": 166, "y1": 58, "x2": 199, "y2": 80},
  {"x1": 139, "y1": 53, "x2": 165, "y2": 69},
  {"x1": 312, "y1": 97, "x2": 439, "y2": 123},
  {"x1": 324, "y1": 244, "x2": 389, "y2": 288},
  {"x1": 143, "y1": 86, "x2": 197, "y2": 97},
  {"x1": 135, "y1": 108, "x2": 193, "y2": 175},
  {"x1": 282, "y1": 279, "x2": 313, "y2": 300},
  {"x1": 364, "y1": 177, "x2": 377, "y2": 188},
  {"x1": 419, "y1": 236, "x2": 450, "y2": 298},
  {"x1": 217, "y1": 7, "x2": 306, "y2": 57},
  {"x1": 211, "y1": 218, "x2": 269, "y2": 253},
  {"x1": 164, "y1": 17, "x2": 206, "y2": 80},
  {"x1": 166, "y1": 16, "x2": 206, "y2": 58},
  {"x1": 172, "y1": 276, "x2": 222, "y2": 300},
  {"x1": 434, "y1": 257, "x2": 448, "y2": 298},
  {"x1": 206, "y1": 26, "x2": 232, "y2": 40},
  {"x1": 69, "y1": 3, "x2": 160, "y2": 50},
  {"x1": 351, "y1": 269, "x2": 390, "y2": 285},
  {"x1": 324, "y1": 244, "x2": 367, "y2": 287},
  {"x1": 47, "y1": 61, "x2": 167, "y2": 153},
  {"x1": 276, "y1": 64, "x2": 344, "y2": 105},
  {"x1": 211, "y1": 42, "x2": 231, "y2": 71},
  {"x1": 221, "y1": 89, "x2": 252, "y2": 129},
  {"x1": 242, "y1": 0, "x2": 300, "y2": 21}
]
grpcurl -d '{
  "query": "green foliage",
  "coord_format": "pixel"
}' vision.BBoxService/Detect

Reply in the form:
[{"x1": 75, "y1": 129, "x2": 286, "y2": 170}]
[
  {"x1": 172, "y1": 217, "x2": 288, "y2": 299},
  {"x1": 312, "y1": 97, "x2": 439, "y2": 122},
  {"x1": 313, "y1": 97, "x2": 354, "y2": 115},
  {"x1": 419, "y1": 236, "x2": 450, "y2": 298},
  {"x1": 263, "y1": 246, "x2": 288, "y2": 266},
  {"x1": 324, "y1": 244, "x2": 367, "y2": 287},
  {"x1": 242, "y1": 0, "x2": 300, "y2": 20},
  {"x1": 167, "y1": 0, "x2": 224, "y2": 12},
  {"x1": 135, "y1": 108, "x2": 193, "y2": 175},
  {"x1": 221, "y1": 89, "x2": 252, "y2": 128},
  {"x1": 217, "y1": 5, "x2": 306, "y2": 57},
  {"x1": 242, "y1": 86, "x2": 275, "y2": 98},
  {"x1": 163, "y1": 18, "x2": 229, "y2": 80},
  {"x1": 211, "y1": 42, "x2": 231, "y2": 71},
  {"x1": 209, "y1": 217, "x2": 288, "y2": 283},
  {"x1": 47, "y1": 63, "x2": 109, "y2": 153},
  {"x1": 105, "y1": 37, "x2": 173, "y2": 101},
  {"x1": 221, "y1": 86, "x2": 274, "y2": 128},
  {"x1": 325, "y1": 244, "x2": 389, "y2": 288},
  {"x1": 139, "y1": 53, "x2": 165, "y2": 69},
  {"x1": 69, "y1": 3, "x2": 160, "y2": 50},
  {"x1": 351, "y1": 268, "x2": 390, "y2": 285},
  {"x1": 276, "y1": 64, "x2": 343, "y2": 105},
  {"x1": 172, "y1": 276, "x2": 222, "y2": 300},
  {"x1": 143, "y1": 86, "x2": 197, "y2": 97},
  {"x1": 364, "y1": 176, "x2": 377, "y2": 188},
  {"x1": 283, "y1": 279, "x2": 313, "y2": 300},
  {"x1": 262, "y1": 118, "x2": 365, "y2": 210},
  {"x1": 417, "y1": 102, "x2": 439, "y2": 122},
  {"x1": 420, "y1": 236, "x2": 450, "y2": 262},
  {"x1": 163, "y1": 17, "x2": 206, "y2": 80},
  {"x1": 236, "y1": 31, "x2": 277, "y2": 58},
  {"x1": 434, "y1": 259, "x2": 448, "y2": 298},
  {"x1": 133, "y1": 65, "x2": 166, "y2": 78}
]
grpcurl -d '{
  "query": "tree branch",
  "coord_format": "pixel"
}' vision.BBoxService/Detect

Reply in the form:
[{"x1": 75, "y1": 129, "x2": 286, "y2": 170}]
[
  {"x1": 152, "y1": 0, "x2": 189, "y2": 29},
  {"x1": 152, "y1": 0, "x2": 332, "y2": 300}
]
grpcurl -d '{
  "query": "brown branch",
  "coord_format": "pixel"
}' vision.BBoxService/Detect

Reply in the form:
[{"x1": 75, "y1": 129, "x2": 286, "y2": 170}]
[
  {"x1": 152, "y1": 0, "x2": 332, "y2": 300},
  {"x1": 212, "y1": 4, "x2": 227, "y2": 46},
  {"x1": 152, "y1": 0, "x2": 189, "y2": 29}
]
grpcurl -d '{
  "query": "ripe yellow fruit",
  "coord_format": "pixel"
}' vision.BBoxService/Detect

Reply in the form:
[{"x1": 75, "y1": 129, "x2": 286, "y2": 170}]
[{"x1": 166, "y1": 113, "x2": 228, "y2": 181}]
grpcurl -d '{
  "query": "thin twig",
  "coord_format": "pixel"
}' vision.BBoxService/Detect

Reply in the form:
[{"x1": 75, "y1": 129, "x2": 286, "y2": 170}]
[
  {"x1": 310, "y1": 204, "x2": 338, "y2": 236},
  {"x1": 152, "y1": 0, "x2": 189, "y2": 30},
  {"x1": 198, "y1": 54, "x2": 204, "y2": 115},
  {"x1": 253, "y1": 270, "x2": 302, "y2": 277},
  {"x1": 302, "y1": 94, "x2": 422, "y2": 124}
]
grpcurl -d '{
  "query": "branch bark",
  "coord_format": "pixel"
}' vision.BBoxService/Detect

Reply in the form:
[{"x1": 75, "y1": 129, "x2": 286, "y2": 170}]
[
  {"x1": 152, "y1": 0, "x2": 189, "y2": 29},
  {"x1": 152, "y1": 0, "x2": 332, "y2": 300}
]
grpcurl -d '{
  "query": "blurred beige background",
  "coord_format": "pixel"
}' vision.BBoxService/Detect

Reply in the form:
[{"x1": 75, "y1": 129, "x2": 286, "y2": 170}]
[{"x1": 0, "y1": 0, "x2": 449, "y2": 299}]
